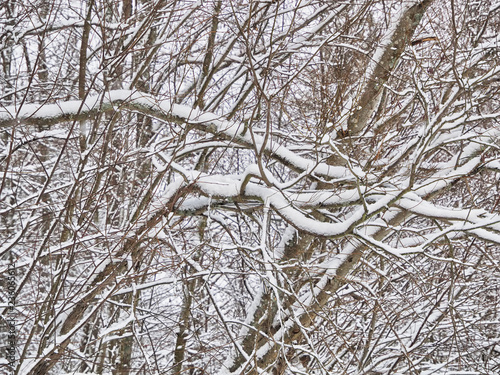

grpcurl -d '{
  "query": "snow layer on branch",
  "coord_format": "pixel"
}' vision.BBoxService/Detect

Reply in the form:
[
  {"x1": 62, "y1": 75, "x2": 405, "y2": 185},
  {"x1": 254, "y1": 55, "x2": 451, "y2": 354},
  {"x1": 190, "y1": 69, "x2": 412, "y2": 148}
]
[{"x1": 0, "y1": 90, "x2": 362, "y2": 181}]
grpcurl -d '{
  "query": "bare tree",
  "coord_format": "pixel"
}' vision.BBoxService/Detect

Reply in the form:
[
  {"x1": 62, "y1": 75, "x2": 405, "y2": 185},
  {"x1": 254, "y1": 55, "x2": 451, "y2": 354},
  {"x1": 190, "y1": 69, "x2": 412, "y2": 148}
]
[{"x1": 1, "y1": 0, "x2": 500, "y2": 374}]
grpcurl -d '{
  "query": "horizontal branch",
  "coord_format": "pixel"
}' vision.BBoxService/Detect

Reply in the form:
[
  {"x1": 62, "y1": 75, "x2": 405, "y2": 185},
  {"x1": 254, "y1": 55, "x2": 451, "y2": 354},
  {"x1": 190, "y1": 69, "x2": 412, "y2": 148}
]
[{"x1": 0, "y1": 90, "x2": 362, "y2": 181}]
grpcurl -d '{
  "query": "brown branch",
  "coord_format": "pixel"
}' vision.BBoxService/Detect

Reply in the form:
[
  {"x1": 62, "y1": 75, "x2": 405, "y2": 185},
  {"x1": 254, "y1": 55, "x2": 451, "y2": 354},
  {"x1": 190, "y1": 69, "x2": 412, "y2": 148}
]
[{"x1": 347, "y1": 0, "x2": 434, "y2": 136}]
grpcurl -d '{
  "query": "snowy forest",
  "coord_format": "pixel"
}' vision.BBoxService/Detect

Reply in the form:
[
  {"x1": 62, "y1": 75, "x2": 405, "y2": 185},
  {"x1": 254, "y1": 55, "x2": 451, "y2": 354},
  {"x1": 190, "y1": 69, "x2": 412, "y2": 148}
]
[{"x1": 1, "y1": 0, "x2": 500, "y2": 374}]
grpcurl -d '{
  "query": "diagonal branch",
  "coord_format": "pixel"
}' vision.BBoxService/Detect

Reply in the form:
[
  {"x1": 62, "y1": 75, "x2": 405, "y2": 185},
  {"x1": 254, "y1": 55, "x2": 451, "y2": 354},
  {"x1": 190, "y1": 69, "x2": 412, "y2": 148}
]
[{"x1": 346, "y1": 0, "x2": 434, "y2": 136}]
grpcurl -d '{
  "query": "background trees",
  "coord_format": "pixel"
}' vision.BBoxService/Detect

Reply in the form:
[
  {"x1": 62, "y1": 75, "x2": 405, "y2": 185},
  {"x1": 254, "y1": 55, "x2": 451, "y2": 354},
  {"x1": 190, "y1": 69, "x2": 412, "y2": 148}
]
[{"x1": 1, "y1": 0, "x2": 499, "y2": 374}]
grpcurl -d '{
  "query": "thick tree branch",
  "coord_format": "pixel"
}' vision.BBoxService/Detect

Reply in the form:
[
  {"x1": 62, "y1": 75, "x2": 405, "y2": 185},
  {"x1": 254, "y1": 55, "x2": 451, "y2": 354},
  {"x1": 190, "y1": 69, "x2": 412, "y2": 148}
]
[{"x1": 346, "y1": 0, "x2": 433, "y2": 136}]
